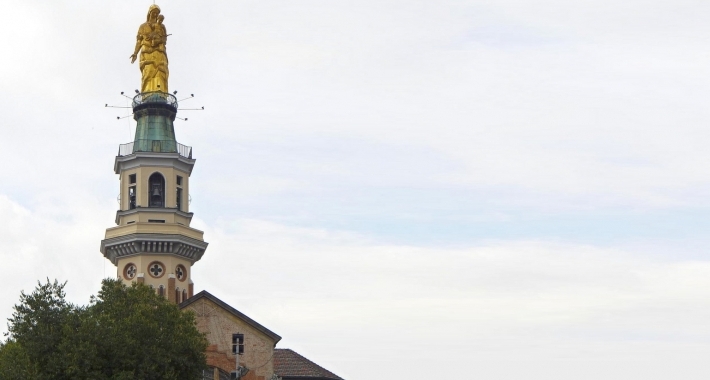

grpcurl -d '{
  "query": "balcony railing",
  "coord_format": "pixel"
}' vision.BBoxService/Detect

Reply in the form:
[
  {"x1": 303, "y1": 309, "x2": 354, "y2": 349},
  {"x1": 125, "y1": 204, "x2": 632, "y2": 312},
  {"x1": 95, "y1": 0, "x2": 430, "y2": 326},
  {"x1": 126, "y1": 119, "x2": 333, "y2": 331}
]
[
  {"x1": 118, "y1": 140, "x2": 193, "y2": 158},
  {"x1": 132, "y1": 92, "x2": 178, "y2": 110}
]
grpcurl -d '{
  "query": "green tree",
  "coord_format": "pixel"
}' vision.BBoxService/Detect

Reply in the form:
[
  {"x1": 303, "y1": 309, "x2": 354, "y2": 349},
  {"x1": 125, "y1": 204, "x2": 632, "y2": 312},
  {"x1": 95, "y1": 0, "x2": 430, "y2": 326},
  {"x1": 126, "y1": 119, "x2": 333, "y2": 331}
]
[
  {"x1": 0, "y1": 279, "x2": 207, "y2": 380},
  {"x1": 3, "y1": 279, "x2": 75, "y2": 379},
  {"x1": 0, "y1": 340, "x2": 37, "y2": 379}
]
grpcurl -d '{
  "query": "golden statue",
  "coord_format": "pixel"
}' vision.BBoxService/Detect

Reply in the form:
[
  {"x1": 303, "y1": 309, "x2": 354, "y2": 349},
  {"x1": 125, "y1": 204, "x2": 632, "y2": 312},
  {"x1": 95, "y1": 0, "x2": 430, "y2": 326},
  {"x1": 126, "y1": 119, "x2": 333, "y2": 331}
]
[{"x1": 130, "y1": 5, "x2": 169, "y2": 93}]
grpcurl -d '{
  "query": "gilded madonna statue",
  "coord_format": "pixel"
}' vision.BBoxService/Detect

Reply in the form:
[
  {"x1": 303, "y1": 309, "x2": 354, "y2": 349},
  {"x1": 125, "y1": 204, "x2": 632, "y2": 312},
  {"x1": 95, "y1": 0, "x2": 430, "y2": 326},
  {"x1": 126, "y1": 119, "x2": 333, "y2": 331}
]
[{"x1": 130, "y1": 4, "x2": 169, "y2": 93}]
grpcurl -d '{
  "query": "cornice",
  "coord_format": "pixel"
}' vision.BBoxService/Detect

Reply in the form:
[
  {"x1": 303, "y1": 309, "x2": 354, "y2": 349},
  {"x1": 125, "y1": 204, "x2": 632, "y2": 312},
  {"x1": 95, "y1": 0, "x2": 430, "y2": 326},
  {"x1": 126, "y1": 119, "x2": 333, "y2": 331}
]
[
  {"x1": 115, "y1": 207, "x2": 194, "y2": 225},
  {"x1": 100, "y1": 233, "x2": 208, "y2": 265},
  {"x1": 114, "y1": 152, "x2": 196, "y2": 175}
]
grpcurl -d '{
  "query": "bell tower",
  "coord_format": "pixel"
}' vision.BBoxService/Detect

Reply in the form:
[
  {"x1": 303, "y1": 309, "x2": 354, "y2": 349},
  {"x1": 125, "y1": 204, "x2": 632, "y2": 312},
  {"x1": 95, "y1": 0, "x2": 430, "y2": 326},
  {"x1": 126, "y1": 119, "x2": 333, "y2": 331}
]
[{"x1": 100, "y1": 5, "x2": 207, "y2": 303}]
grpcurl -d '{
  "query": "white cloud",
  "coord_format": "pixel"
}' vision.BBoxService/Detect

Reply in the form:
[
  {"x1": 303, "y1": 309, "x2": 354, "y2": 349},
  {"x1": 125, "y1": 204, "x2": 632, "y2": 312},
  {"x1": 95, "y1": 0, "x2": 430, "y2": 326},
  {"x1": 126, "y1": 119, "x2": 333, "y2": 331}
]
[
  {"x1": 0, "y1": 1, "x2": 708, "y2": 378},
  {"x1": 194, "y1": 218, "x2": 710, "y2": 379},
  {"x1": 0, "y1": 194, "x2": 113, "y2": 335},
  {"x1": 1, "y1": 0, "x2": 709, "y2": 210},
  {"x1": 0, "y1": 191, "x2": 708, "y2": 379}
]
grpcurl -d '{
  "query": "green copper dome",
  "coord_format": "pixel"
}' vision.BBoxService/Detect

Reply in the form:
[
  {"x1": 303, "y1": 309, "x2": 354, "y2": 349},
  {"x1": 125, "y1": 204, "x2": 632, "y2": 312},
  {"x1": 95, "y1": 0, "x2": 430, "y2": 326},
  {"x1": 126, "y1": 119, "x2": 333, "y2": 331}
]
[{"x1": 132, "y1": 92, "x2": 178, "y2": 153}]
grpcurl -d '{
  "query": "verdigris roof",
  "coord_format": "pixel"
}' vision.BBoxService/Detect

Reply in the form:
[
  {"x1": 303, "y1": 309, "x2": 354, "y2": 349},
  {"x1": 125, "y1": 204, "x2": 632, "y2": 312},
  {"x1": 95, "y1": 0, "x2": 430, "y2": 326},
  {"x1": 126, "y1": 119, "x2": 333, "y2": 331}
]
[{"x1": 274, "y1": 348, "x2": 343, "y2": 380}]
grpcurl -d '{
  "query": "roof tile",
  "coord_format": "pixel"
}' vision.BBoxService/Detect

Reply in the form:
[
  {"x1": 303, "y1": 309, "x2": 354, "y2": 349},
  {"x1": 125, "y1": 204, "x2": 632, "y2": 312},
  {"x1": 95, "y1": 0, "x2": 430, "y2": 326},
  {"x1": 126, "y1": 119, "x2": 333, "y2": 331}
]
[{"x1": 273, "y1": 348, "x2": 343, "y2": 380}]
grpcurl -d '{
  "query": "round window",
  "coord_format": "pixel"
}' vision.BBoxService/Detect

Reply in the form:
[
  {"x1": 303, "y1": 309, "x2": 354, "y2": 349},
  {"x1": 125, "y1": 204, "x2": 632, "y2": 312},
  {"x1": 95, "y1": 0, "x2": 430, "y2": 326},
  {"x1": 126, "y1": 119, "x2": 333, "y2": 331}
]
[
  {"x1": 148, "y1": 261, "x2": 166, "y2": 278},
  {"x1": 175, "y1": 264, "x2": 187, "y2": 282},
  {"x1": 123, "y1": 263, "x2": 137, "y2": 280}
]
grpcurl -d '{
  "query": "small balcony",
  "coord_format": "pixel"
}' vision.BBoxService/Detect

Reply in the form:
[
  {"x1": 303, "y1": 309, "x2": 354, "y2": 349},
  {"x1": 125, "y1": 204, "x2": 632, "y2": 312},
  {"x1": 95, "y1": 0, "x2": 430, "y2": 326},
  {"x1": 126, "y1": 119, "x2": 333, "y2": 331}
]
[
  {"x1": 132, "y1": 92, "x2": 179, "y2": 112},
  {"x1": 118, "y1": 140, "x2": 192, "y2": 159}
]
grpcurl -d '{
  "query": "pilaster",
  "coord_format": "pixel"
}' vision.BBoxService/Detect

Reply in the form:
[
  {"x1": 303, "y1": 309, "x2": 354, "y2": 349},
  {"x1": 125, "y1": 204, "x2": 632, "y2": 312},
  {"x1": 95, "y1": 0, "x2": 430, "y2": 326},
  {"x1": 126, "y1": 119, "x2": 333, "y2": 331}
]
[{"x1": 168, "y1": 274, "x2": 176, "y2": 303}]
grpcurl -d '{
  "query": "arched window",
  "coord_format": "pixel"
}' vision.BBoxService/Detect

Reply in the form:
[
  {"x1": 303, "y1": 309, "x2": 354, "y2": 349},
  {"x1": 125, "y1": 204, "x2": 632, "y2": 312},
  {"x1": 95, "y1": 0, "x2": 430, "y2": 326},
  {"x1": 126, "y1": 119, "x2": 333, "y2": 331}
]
[
  {"x1": 175, "y1": 288, "x2": 180, "y2": 303},
  {"x1": 149, "y1": 173, "x2": 165, "y2": 208},
  {"x1": 158, "y1": 285, "x2": 165, "y2": 297},
  {"x1": 182, "y1": 289, "x2": 188, "y2": 302}
]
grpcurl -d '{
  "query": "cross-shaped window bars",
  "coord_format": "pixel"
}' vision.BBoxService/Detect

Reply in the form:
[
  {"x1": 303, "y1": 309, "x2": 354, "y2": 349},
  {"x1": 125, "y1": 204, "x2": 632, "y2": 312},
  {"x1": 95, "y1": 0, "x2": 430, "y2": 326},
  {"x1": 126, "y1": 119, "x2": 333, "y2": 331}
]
[
  {"x1": 150, "y1": 263, "x2": 163, "y2": 277},
  {"x1": 126, "y1": 264, "x2": 137, "y2": 279}
]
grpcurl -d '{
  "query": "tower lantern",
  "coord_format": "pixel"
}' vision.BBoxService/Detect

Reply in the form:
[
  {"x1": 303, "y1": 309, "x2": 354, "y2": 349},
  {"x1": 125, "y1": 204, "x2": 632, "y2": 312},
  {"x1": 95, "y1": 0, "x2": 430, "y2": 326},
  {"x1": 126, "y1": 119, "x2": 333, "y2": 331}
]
[{"x1": 100, "y1": 4, "x2": 207, "y2": 303}]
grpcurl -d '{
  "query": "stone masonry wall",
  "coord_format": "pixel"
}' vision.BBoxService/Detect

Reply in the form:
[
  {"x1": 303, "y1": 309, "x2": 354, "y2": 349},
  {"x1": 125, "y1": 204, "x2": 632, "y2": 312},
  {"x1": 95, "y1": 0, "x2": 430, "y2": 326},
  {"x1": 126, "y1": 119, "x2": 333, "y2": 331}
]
[{"x1": 184, "y1": 297, "x2": 275, "y2": 380}]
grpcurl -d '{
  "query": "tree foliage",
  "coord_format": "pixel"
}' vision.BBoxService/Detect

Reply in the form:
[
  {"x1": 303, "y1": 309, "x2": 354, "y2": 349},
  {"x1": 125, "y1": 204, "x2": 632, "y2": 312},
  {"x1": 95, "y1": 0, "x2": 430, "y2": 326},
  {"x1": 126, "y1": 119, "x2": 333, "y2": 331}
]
[{"x1": 0, "y1": 279, "x2": 207, "y2": 380}]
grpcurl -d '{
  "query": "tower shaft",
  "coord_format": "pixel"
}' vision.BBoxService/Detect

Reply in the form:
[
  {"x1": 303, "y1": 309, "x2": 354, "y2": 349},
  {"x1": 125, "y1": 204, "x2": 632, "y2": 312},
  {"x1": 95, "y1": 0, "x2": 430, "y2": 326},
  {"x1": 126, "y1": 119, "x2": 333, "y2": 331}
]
[{"x1": 101, "y1": 92, "x2": 207, "y2": 303}]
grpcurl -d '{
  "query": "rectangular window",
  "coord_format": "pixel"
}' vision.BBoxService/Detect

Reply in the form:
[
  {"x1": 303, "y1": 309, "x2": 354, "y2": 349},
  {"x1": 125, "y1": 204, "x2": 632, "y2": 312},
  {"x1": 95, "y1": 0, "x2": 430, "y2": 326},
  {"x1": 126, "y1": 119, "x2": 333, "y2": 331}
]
[
  {"x1": 129, "y1": 174, "x2": 136, "y2": 184},
  {"x1": 232, "y1": 334, "x2": 245, "y2": 355},
  {"x1": 176, "y1": 188, "x2": 183, "y2": 211},
  {"x1": 148, "y1": 219, "x2": 166, "y2": 223},
  {"x1": 176, "y1": 175, "x2": 183, "y2": 186},
  {"x1": 128, "y1": 186, "x2": 136, "y2": 210}
]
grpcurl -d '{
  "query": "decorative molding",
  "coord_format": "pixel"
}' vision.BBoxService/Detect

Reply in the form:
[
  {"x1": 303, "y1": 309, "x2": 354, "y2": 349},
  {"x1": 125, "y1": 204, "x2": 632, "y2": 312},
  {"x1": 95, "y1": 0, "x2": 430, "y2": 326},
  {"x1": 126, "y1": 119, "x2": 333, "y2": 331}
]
[
  {"x1": 115, "y1": 207, "x2": 194, "y2": 225},
  {"x1": 100, "y1": 233, "x2": 208, "y2": 265},
  {"x1": 114, "y1": 152, "x2": 196, "y2": 175}
]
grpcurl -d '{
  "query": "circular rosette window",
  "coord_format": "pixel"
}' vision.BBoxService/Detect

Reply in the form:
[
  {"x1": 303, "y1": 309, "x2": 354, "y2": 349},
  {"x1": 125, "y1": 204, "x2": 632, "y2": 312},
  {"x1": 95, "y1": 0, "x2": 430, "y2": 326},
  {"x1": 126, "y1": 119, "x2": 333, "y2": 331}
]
[
  {"x1": 123, "y1": 263, "x2": 138, "y2": 280},
  {"x1": 175, "y1": 264, "x2": 187, "y2": 282},
  {"x1": 148, "y1": 261, "x2": 166, "y2": 278}
]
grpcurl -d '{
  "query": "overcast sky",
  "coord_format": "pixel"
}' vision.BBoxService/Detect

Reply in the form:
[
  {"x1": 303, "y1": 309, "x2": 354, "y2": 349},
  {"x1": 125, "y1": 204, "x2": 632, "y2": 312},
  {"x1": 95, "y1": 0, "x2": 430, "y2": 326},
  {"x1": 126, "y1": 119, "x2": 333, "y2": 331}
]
[{"x1": 1, "y1": 0, "x2": 710, "y2": 379}]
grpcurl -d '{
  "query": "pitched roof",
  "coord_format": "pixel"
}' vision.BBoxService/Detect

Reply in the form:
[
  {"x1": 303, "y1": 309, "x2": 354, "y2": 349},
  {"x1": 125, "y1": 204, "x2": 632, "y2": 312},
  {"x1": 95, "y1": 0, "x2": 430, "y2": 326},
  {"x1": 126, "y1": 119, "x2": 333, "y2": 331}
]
[
  {"x1": 180, "y1": 290, "x2": 282, "y2": 344},
  {"x1": 274, "y1": 348, "x2": 344, "y2": 380}
]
